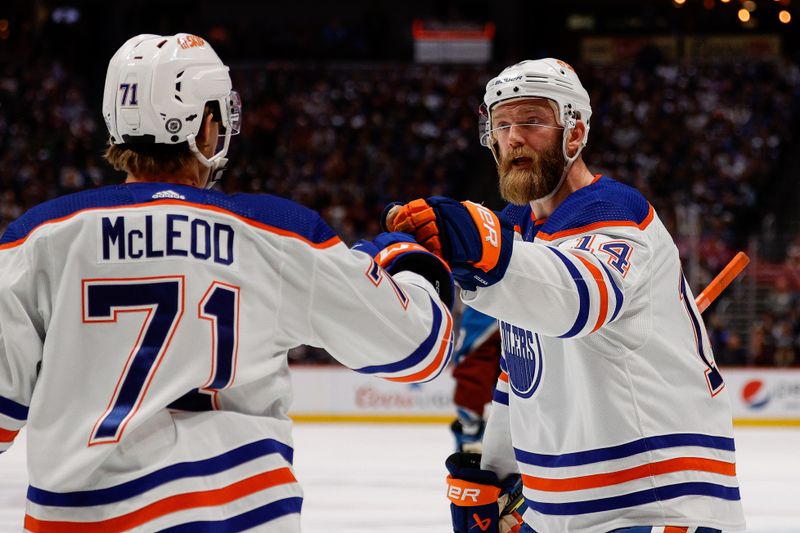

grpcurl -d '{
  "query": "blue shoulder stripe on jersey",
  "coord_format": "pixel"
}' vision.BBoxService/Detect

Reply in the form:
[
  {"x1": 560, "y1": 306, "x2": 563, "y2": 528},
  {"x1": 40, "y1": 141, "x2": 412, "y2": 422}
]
[
  {"x1": 493, "y1": 389, "x2": 509, "y2": 406},
  {"x1": 548, "y1": 247, "x2": 590, "y2": 338},
  {"x1": 501, "y1": 203, "x2": 531, "y2": 227},
  {"x1": 353, "y1": 296, "x2": 442, "y2": 375},
  {"x1": 514, "y1": 433, "x2": 735, "y2": 469},
  {"x1": 540, "y1": 176, "x2": 650, "y2": 237},
  {"x1": 524, "y1": 482, "x2": 740, "y2": 516},
  {"x1": 27, "y1": 438, "x2": 294, "y2": 507},
  {"x1": 502, "y1": 203, "x2": 534, "y2": 240},
  {"x1": 0, "y1": 183, "x2": 336, "y2": 246},
  {"x1": 0, "y1": 396, "x2": 28, "y2": 421},
  {"x1": 598, "y1": 262, "x2": 624, "y2": 322},
  {"x1": 160, "y1": 497, "x2": 303, "y2": 532}
]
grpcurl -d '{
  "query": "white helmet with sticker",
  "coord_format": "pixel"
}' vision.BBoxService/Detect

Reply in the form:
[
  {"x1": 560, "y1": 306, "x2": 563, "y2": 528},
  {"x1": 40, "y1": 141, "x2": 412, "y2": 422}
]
[{"x1": 102, "y1": 33, "x2": 241, "y2": 184}]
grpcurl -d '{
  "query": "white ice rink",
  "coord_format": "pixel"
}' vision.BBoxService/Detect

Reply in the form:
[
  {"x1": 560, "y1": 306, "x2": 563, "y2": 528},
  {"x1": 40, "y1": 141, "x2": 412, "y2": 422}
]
[{"x1": 1, "y1": 425, "x2": 798, "y2": 532}]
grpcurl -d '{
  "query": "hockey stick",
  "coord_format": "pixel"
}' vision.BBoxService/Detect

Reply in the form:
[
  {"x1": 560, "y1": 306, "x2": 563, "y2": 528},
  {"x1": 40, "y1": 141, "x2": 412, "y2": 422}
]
[{"x1": 695, "y1": 251, "x2": 750, "y2": 313}]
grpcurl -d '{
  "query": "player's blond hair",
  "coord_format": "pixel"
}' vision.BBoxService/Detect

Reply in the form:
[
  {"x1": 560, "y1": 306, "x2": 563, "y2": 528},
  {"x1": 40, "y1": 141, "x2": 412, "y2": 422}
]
[
  {"x1": 104, "y1": 104, "x2": 217, "y2": 178},
  {"x1": 104, "y1": 142, "x2": 196, "y2": 177}
]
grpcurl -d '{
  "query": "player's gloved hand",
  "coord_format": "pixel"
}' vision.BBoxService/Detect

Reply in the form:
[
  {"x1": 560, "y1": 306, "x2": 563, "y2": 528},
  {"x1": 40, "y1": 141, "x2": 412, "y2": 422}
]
[
  {"x1": 352, "y1": 232, "x2": 455, "y2": 309},
  {"x1": 383, "y1": 197, "x2": 514, "y2": 291},
  {"x1": 451, "y1": 407, "x2": 486, "y2": 453},
  {"x1": 446, "y1": 452, "x2": 526, "y2": 533}
]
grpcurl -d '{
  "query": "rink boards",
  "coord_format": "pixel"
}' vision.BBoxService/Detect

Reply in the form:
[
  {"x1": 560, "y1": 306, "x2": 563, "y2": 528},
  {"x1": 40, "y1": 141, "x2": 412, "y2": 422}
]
[{"x1": 289, "y1": 366, "x2": 800, "y2": 426}]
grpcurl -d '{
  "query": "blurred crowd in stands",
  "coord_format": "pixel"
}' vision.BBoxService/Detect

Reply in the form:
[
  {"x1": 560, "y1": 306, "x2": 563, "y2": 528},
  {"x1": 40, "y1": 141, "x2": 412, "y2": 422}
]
[{"x1": 2, "y1": 50, "x2": 800, "y2": 366}]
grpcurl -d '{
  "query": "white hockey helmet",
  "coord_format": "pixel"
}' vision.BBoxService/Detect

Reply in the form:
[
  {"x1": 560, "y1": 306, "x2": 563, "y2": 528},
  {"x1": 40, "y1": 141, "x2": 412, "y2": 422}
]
[
  {"x1": 480, "y1": 58, "x2": 591, "y2": 162},
  {"x1": 102, "y1": 33, "x2": 241, "y2": 186}
]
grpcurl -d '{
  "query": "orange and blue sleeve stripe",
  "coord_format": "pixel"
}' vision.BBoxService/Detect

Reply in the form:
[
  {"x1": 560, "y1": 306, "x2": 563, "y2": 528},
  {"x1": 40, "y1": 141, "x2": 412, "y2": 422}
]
[
  {"x1": 514, "y1": 433, "x2": 740, "y2": 516},
  {"x1": 0, "y1": 395, "x2": 28, "y2": 450},
  {"x1": 492, "y1": 356, "x2": 510, "y2": 406},
  {"x1": 0, "y1": 395, "x2": 28, "y2": 421},
  {"x1": 547, "y1": 247, "x2": 624, "y2": 338},
  {"x1": 547, "y1": 248, "x2": 590, "y2": 338},
  {"x1": 353, "y1": 296, "x2": 453, "y2": 383}
]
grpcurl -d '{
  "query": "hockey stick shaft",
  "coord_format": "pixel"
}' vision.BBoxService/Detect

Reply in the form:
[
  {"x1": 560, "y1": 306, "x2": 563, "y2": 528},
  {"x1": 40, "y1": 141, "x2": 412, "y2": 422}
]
[{"x1": 695, "y1": 251, "x2": 750, "y2": 313}]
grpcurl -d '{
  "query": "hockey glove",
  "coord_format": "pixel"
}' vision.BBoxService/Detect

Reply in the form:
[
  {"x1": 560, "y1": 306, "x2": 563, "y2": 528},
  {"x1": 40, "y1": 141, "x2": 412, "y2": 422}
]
[
  {"x1": 384, "y1": 197, "x2": 514, "y2": 291},
  {"x1": 352, "y1": 232, "x2": 455, "y2": 309},
  {"x1": 446, "y1": 452, "x2": 526, "y2": 533},
  {"x1": 451, "y1": 407, "x2": 486, "y2": 453}
]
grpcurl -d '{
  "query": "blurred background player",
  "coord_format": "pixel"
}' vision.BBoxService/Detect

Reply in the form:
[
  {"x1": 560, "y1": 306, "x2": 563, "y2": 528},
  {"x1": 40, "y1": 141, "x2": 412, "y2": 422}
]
[
  {"x1": 0, "y1": 33, "x2": 454, "y2": 532},
  {"x1": 451, "y1": 304, "x2": 500, "y2": 452},
  {"x1": 388, "y1": 58, "x2": 745, "y2": 533}
]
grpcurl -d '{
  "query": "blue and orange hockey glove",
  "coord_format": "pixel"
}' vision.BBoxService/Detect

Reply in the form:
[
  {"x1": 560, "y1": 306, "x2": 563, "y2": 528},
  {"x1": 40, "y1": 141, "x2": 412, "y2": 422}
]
[
  {"x1": 352, "y1": 231, "x2": 455, "y2": 309},
  {"x1": 383, "y1": 197, "x2": 514, "y2": 291},
  {"x1": 446, "y1": 452, "x2": 527, "y2": 533}
]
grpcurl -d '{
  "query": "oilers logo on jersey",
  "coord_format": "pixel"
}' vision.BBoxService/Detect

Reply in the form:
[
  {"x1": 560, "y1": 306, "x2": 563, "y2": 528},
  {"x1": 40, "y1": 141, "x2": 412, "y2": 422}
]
[{"x1": 499, "y1": 321, "x2": 543, "y2": 398}]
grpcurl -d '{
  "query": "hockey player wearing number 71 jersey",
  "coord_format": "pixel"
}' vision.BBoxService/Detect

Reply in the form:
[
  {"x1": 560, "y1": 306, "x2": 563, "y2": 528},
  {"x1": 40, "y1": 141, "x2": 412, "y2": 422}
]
[
  {"x1": 387, "y1": 59, "x2": 745, "y2": 532},
  {"x1": 0, "y1": 34, "x2": 455, "y2": 532}
]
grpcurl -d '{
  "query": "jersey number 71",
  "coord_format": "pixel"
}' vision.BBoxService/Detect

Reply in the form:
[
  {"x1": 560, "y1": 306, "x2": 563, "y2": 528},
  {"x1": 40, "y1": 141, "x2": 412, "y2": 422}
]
[{"x1": 82, "y1": 276, "x2": 239, "y2": 446}]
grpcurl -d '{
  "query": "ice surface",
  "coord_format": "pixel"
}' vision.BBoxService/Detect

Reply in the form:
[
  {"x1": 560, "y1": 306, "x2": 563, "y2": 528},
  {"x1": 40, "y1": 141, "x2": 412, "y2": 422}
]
[{"x1": 1, "y1": 425, "x2": 798, "y2": 532}]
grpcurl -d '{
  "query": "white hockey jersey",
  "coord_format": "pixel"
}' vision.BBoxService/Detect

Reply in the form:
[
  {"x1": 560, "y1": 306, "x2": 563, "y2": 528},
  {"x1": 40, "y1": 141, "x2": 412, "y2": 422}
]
[
  {"x1": 0, "y1": 182, "x2": 453, "y2": 532},
  {"x1": 463, "y1": 176, "x2": 745, "y2": 532}
]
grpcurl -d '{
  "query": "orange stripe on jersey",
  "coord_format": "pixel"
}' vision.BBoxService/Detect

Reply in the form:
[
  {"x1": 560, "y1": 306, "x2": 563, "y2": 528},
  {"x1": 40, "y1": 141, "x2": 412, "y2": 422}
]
[
  {"x1": 386, "y1": 309, "x2": 453, "y2": 383},
  {"x1": 664, "y1": 528, "x2": 689, "y2": 533},
  {"x1": 377, "y1": 242, "x2": 435, "y2": 267},
  {"x1": 572, "y1": 253, "x2": 608, "y2": 333},
  {"x1": 499, "y1": 371, "x2": 509, "y2": 383},
  {"x1": 0, "y1": 199, "x2": 341, "y2": 251},
  {"x1": 23, "y1": 467, "x2": 297, "y2": 533},
  {"x1": 521, "y1": 457, "x2": 736, "y2": 492},
  {"x1": 0, "y1": 428, "x2": 19, "y2": 442},
  {"x1": 536, "y1": 204, "x2": 654, "y2": 242}
]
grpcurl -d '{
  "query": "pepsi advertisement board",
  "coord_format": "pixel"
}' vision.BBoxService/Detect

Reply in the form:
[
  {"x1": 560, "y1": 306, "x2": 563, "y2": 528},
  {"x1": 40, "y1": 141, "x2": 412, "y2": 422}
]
[{"x1": 722, "y1": 368, "x2": 800, "y2": 425}]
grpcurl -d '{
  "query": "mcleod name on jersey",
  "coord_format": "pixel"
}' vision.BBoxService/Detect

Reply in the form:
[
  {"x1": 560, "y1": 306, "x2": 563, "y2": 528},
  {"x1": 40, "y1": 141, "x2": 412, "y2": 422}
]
[
  {"x1": 99, "y1": 211, "x2": 236, "y2": 266},
  {"x1": 465, "y1": 176, "x2": 745, "y2": 532}
]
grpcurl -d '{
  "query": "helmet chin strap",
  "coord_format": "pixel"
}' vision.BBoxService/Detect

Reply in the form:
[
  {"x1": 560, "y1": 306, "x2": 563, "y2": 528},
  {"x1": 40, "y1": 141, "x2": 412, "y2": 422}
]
[{"x1": 187, "y1": 131, "x2": 231, "y2": 189}]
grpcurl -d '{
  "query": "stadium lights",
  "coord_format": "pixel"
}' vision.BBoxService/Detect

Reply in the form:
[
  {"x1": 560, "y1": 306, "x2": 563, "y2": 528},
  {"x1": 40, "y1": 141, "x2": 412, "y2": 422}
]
[
  {"x1": 738, "y1": 7, "x2": 752, "y2": 20},
  {"x1": 779, "y1": 9, "x2": 792, "y2": 21},
  {"x1": 674, "y1": 0, "x2": 686, "y2": 5},
  {"x1": 743, "y1": 0, "x2": 757, "y2": 11}
]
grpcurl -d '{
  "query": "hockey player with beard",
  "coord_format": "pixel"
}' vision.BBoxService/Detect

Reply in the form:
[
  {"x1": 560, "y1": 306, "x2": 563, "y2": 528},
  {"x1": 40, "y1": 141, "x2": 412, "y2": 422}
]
[{"x1": 386, "y1": 59, "x2": 745, "y2": 533}]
